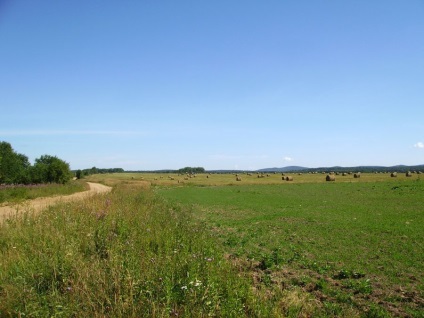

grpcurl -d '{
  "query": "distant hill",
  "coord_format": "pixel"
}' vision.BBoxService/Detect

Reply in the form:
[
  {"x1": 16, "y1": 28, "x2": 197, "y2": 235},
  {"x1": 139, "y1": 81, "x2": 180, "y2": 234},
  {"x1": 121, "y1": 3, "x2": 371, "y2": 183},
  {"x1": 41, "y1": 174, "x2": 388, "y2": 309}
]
[
  {"x1": 257, "y1": 166, "x2": 308, "y2": 172},
  {"x1": 126, "y1": 164, "x2": 424, "y2": 174},
  {"x1": 257, "y1": 164, "x2": 424, "y2": 173}
]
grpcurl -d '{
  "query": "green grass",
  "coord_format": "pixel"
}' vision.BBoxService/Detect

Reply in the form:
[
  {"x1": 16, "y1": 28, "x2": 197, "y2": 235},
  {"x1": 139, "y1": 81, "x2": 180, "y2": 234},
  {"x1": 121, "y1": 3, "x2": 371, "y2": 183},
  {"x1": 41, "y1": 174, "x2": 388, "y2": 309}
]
[
  {"x1": 157, "y1": 179, "x2": 424, "y2": 317},
  {"x1": 0, "y1": 184, "x2": 289, "y2": 317},
  {"x1": 1, "y1": 174, "x2": 423, "y2": 317},
  {"x1": 0, "y1": 181, "x2": 88, "y2": 204}
]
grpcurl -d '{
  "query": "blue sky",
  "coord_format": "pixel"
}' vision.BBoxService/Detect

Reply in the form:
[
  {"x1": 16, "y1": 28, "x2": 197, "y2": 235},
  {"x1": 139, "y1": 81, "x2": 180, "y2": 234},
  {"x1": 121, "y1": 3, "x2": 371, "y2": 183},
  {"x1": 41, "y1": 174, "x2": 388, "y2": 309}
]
[{"x1": 1, "y1": 1, "x2": 423, "y2": 170}]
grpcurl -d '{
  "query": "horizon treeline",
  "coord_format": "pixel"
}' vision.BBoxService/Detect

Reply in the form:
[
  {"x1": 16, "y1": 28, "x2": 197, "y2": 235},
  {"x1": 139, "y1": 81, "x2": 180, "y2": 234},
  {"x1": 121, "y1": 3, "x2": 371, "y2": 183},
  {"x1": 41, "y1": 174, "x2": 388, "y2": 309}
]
[
  {"x1": 75, "y1": 167, "x2": 124, "y2": 179},
  {"x1": 0, "y1": 141, "x2": 72, "y2": 185}
]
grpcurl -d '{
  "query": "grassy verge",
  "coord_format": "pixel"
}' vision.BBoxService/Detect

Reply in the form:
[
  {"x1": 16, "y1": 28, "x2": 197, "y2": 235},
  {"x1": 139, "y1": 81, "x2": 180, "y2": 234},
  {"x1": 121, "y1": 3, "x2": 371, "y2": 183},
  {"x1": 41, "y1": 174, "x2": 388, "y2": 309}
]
[
  {"x1": 0, "y1": 184, "x2": 290, "y2": 317},
  {"x1": 0, "y1": 181, "x2": 88, "y2": 204},
  {"x1": 158, "y1": 179, "x2": 424, "y2": 317}
]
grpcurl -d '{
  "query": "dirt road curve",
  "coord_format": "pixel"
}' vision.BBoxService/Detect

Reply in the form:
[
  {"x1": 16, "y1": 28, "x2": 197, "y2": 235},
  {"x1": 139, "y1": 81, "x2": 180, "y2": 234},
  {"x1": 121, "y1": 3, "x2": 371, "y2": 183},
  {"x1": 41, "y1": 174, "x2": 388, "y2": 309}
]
[{"x1": 0, "y1": 182, "x2": 112, "y2": 221}]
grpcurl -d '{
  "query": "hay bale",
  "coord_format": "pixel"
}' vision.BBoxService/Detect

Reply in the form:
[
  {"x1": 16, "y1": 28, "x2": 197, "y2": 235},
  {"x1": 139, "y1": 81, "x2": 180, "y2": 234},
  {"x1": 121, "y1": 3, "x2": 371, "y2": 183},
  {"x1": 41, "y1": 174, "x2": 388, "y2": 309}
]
[
  {"x1": 406, "y1": 171, "x2": 412, "y2": 177},
  {"x1": 342, "y1": 173, "x2": 347, "y2": 176},
  {"x1": 326, "y1": 175, "x2": 336, "y2": 182},
  {"x1": 354, "y1": 173, "x2": 361, "y2": 178},
  {"x1": 285, "y1": 176, "x2": 293, "y2": 181},
  {"x1": 236, "y1": 177, "x2": 242, "y2": 181},
  {"x1": 391, "y1": 172, "x2": 397, "y2": 177}
]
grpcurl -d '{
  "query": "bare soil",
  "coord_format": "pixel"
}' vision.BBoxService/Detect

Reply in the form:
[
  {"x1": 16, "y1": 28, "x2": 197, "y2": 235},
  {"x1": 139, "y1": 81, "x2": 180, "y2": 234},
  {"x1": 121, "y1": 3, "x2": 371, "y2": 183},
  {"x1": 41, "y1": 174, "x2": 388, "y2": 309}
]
[{"x1": 0, "y1": 182, "x2": 112, "y2": 221}]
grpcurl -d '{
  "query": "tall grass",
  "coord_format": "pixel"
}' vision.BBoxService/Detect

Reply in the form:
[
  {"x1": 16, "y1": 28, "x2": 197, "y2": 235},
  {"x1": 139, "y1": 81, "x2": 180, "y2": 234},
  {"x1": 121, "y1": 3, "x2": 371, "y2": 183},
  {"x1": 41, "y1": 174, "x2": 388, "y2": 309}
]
[
  {"x1": 0, "y1": 184, "x2": 292, "y2": 317},
  {"x1": 0, "y1": 181, "x2": 88, "y2": 204}
]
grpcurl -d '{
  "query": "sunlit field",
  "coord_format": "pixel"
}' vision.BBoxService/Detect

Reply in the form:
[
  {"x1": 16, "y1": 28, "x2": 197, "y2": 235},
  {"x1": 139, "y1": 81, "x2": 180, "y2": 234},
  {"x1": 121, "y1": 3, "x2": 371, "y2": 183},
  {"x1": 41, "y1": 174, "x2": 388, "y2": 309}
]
[
  {"x1": 0, "y1": 171, "x2": 423, "y2": 317},
  {"x1": 86, "y1": 170, "x2": 422, "y2": 186}
]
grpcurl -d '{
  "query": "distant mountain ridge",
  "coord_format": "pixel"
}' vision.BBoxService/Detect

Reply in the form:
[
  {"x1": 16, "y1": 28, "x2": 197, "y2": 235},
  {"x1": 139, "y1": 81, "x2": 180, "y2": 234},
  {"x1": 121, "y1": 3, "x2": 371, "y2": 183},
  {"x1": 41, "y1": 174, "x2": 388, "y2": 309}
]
[
  {"x1": 126, "y1": 164, "x2": 424, "y2": 173},
  {"x1": 257, "y1": 166, "x2": 308, "y2": 172},
  {"x1": 257, "y1": 164, "x2": 424, "y2": 173}
]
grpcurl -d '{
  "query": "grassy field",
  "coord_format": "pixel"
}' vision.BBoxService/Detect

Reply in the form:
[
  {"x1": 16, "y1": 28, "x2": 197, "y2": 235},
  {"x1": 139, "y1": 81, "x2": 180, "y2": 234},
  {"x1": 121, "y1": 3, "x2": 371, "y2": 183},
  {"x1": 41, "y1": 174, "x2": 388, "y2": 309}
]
[
  {"x1": 0, "y1": 181, "x2": 88, "y2": 205},
  {"x1": 0, "y1": 172, "x2": 423, "y2": 317},
  {"x1": 84, "y1": 171, "x2": 422, "y2": 187},
  {"x1": 158, "y1": 179, "x2": 424, "y2": 317}
]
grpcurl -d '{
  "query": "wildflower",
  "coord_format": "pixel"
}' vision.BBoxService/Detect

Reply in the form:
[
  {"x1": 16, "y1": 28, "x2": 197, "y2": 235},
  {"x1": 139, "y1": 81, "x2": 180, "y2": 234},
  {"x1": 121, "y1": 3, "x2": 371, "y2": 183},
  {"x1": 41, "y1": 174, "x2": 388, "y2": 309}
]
[{"x1": 190, "y1": 279, "x2": 202, "y2": 287}]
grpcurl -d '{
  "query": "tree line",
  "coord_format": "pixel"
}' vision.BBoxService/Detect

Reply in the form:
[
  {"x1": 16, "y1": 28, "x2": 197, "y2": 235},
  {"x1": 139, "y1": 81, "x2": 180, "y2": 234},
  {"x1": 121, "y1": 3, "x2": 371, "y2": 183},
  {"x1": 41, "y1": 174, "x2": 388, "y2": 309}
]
[
  {"x1": 177, "y1": 167, "x2": 205, "y2": 174},
  {"x1": 75, "y1": 167, "x2": 124, "y2": 179},
  {"x1": 0, "y1": 141, "x2": 72, "y2": 184}
]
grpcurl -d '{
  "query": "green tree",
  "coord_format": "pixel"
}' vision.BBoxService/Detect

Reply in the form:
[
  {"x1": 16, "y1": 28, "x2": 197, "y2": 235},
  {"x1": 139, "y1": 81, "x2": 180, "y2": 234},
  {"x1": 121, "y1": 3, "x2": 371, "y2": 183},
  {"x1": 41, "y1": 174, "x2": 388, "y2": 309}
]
[
  {"x1": 33, "y1": 155, "x2": 72, "y2": 184},
  {"x1": 75, "y1": 169, "x2": 83, "y2": 179},
  {"x1": 178, "y1": 167, "x2": 205, "y2": 174},
  {"x1": 0, "y1": 141, "x2": 31, "y2": 184}
]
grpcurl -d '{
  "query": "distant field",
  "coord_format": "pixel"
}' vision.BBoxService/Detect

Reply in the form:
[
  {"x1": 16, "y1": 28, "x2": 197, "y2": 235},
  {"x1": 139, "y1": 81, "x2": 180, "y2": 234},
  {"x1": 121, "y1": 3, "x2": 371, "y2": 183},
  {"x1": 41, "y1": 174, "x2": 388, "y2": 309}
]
[{"x1": 86, "y1": 171, "x2": 422, "y2": 186}]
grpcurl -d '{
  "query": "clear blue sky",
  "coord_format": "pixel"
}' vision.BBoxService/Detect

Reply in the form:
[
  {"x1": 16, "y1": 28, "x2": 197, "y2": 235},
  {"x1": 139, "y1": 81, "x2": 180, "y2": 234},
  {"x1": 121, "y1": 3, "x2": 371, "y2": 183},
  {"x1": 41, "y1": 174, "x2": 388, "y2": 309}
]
[{"x1": 1, "y1": 1, "x2": 423, "y2": 170}]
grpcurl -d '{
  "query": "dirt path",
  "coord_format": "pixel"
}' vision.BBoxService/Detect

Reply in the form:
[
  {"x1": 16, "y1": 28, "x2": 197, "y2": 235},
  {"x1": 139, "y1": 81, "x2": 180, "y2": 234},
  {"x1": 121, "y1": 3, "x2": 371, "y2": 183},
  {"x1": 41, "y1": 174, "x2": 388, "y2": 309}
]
[{"x1": 0, "y1": 182, "x2": 112, "y2": 221}]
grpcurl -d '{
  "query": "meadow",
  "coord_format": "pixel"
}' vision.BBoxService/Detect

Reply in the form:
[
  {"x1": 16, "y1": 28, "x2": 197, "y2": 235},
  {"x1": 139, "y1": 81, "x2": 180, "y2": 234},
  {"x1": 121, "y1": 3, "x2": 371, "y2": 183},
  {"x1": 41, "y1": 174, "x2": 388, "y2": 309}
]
[{"x1": 0, "y1": 172, "x2": 423, "y2": 317}]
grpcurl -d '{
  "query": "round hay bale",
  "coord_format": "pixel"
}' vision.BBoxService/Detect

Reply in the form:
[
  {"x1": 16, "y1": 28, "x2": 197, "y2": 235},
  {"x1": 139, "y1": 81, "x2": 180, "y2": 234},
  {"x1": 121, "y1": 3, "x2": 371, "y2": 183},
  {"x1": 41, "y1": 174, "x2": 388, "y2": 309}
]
[
  {"x1": 285, "y1": 176, "x2": 293, "y2": 181},
  {"x1": 326, "y1": 174, "x2": 336, "y2": 182},
  {"x1": 391, "y1": 172, "x2": 397, "y2": 177},
  {"x1": 342, "y1": 172, "x2": 347, "y2": 176},
  {"x1": 406, "y1": 171, "x2": 412, "y2": 177},
  {"x1": 354, "y1": 173, "x2": 361, "y2": 178},
  {"x1": 236, "y1": 177, "x2": 242, "y2": 181}
]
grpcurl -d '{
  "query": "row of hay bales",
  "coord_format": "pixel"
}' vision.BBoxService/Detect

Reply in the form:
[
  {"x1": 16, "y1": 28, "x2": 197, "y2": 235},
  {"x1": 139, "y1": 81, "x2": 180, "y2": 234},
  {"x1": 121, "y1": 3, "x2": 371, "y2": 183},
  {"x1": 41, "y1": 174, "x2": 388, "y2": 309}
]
[
  {"x1": 389, "y1": 171, "x2": 419, "y2": 177},
  {"x1": 325, "y1": 171, "x2": 418, "y2": 181},
  {"x1": 230, "y1": 170, "x2": 420, "y2": 183},
  {"x1": 152, "y1": 170, "x2": 421, "y2": 183}
]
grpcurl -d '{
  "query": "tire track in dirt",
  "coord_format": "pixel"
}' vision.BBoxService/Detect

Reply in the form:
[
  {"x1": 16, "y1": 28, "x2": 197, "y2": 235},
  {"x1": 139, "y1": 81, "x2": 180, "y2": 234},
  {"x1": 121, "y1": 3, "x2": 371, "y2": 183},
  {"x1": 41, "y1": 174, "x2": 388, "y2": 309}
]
[{"x1": 0, "y1": 182, "x2": 112, "y2": 221}]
